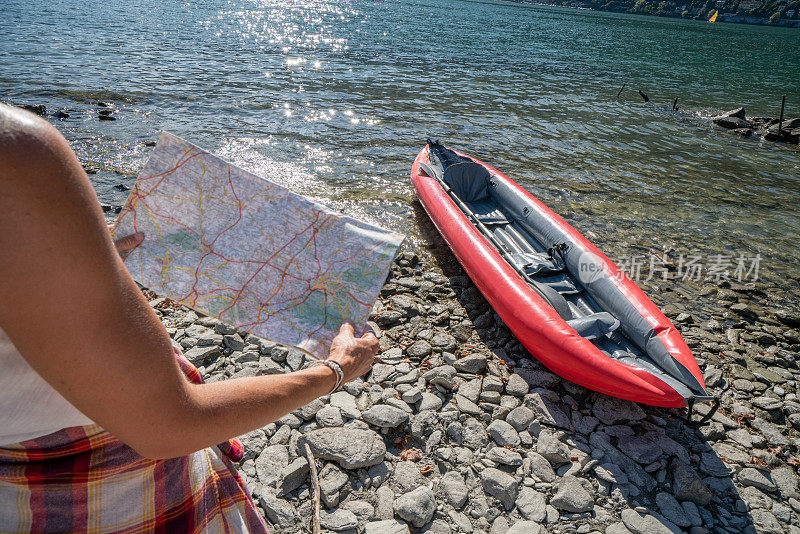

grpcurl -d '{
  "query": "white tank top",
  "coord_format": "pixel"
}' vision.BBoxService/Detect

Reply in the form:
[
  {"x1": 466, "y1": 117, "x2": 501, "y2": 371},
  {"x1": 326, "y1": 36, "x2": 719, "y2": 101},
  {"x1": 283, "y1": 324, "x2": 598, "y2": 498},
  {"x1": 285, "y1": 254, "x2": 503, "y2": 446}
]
[{"x1": 0, "y1": 325, "x2": 94, "y2": 445}]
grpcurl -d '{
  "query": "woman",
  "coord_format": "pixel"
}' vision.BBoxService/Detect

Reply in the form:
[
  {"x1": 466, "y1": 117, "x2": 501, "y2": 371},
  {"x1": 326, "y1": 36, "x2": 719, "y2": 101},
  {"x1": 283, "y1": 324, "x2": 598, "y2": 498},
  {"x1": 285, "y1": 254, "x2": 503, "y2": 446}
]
[{"x1": 0, "y1": 103, "x2": 379, "y2": 532}]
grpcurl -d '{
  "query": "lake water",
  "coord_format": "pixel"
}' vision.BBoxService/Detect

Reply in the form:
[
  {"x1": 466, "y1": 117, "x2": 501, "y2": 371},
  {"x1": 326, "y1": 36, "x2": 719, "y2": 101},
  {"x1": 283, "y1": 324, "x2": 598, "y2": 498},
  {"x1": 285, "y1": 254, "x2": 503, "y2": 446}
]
[{"x1": 2, "y1": 0, "x2": 799, "y2": 315}]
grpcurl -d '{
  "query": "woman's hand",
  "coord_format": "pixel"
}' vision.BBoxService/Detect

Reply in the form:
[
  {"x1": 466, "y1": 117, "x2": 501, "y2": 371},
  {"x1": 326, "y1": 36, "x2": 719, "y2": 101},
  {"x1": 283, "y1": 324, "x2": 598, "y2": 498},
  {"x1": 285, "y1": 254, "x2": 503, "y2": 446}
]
[
  {"x1": 328, "y1": 322, "x2": 379, "y2": 383},
  {"x1": 111, "y1": 228, "x2": 144, "y2": 260}
]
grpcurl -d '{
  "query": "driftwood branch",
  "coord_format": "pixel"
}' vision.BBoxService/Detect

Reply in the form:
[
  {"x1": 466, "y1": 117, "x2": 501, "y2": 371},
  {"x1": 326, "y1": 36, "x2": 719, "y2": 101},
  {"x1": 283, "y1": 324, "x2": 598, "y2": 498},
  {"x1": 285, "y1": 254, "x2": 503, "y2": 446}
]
[
  {"x1": 617, "y1": 84, "x2": 626, "y2": 98},
  {"x1": 304, "y1": 443, "x2": 321, "y2": 534},
  {"x1": 638, "y1": 90, "x2": 650, "y2": 103}
]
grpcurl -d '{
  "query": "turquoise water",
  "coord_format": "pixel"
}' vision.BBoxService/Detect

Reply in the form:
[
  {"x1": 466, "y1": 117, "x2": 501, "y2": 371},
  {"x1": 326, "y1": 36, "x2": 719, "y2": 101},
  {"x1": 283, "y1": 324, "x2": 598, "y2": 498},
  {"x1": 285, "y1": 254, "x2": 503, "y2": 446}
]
[{"x1": 2, "y1": 0, "x2": 799, "y2": 311}]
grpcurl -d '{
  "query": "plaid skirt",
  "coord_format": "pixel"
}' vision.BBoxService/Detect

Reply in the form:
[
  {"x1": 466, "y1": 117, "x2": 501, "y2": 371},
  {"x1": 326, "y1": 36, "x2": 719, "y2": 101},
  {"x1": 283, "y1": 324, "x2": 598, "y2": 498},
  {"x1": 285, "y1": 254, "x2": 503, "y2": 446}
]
[{"x1": 0, "y1": 352, "x2": 270, "y2": 533}]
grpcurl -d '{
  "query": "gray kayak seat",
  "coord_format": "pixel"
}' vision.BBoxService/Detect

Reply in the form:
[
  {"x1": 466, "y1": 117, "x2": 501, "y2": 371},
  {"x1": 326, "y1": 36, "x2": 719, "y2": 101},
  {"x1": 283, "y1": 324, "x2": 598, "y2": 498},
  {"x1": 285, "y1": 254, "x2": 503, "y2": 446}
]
[
  {"x1": 567, "y1": 312, "x2": 620, "y2": 340},
  {"x1": 509, "y1": 252, "x2": 562, "y2": 277},
  {"x1": 443, "y1": 162, "x2": 491, "y2": 203},
  {"x1": 469, "y1": 199, "x2": 509, "y2": 224}
]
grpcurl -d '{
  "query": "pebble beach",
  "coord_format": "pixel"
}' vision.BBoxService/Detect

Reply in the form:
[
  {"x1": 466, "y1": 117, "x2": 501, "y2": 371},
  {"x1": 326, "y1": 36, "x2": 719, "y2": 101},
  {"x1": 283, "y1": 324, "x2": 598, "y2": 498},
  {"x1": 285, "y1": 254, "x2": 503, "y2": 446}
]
[{"x1": 148, "y1": 214, "x2": 800, "y2": 534}]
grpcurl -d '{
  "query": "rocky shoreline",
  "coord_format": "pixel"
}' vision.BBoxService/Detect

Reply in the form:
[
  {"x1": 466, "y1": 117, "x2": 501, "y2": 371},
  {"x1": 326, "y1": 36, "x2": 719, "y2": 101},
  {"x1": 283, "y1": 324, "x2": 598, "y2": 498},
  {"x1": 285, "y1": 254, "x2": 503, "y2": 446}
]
[
  {"x1": 711, "y1": 107, "x2": 800, "y2": 145},
  {"x1": 146, "y1": 232, "x2": 800, "y2": 534}
]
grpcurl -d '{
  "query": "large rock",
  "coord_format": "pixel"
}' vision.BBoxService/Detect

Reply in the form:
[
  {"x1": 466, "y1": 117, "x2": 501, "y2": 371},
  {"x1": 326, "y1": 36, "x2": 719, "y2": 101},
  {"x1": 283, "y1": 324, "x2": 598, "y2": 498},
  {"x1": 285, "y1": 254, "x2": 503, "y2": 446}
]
[
  {"x1": 550, "y1": 475, "x2": 593, "y2": 513},
  {"x1": 621, "y1": 509, "x2": 681, "y2": 534},
  {"x1": 392, "y1": 461, "x2": 422, "y2": 492},
  {"x1": 453, "y1": 353, "x2": 487, "y2": 373},
  {"x1": 671, "y1": 459, "x2": 712, "y2": 506},
  {"x1": 363, "y1": 405, "x2": 409, "y2": 428},
  {"x1": 592, "y1": 396, "x2": 645, "y2": 425},
  {"x1": 771, "y1": 466, "x2": 799, "y2": 498},
  {"x1": 718, "y1": 107, "x2": 746, "y2": 119},
  {"x1": 506, "y1": 406, "x2": 535, "y2": 431},
  {"x1": 304, "y1": 428, "x2": 386, "y2": 469},
  {"x1": 713, "y1": 115, "x2": 751, "y2": 129},
  {"x1": 277, "y1": 457, "x2": 309, "y2": 496},
  {"x1": 515, "y1": 486, "x2": 546, "y2": 521},
  {"x1": 536, "y1": 429, "x2": 571, "y2": 464},
  {"x1": 618, "y1": 434, "x2": 663, "y2": 465},
  {"x1": 524, "y1": 391, "x2": 570, "y2": 428},
  {"x1": 365, "y1": 520, "x2": 410, "y2": 534},
  {"x1": 184, "y1": 344, "x2": 221, "y2": 365},
  {"x1": 320, "y1": 509, "x2": 358, "y2": 532},
  {"x1": 394, "y1": 487, "x2": 436, "y2": 528},
  {"x1": 255, "y1": 444, "x2": 289, "y2": 487},
  {"x1": 480, "y1": 468, "x2": 519, "y2": 509},
  {"x1": 751, "y1": 508, "x2": 785, "y2": 534},
  {"x1": 487, "y1": 419, "x2": 521, "y2": 447},
  {"x1": 462, "y1": 417, "x2": 488, "y2": 450},
  {"x1": 507, "y1": 521, "x2": 542, "y2": 534},
  {"x1": 738, "y1": 467, "x2": 777, "y2": 492},
  {"x1": 441, "y1": 470, "x2": 469, "y2": 509},
  {"x1": 655, "y1": 492, "x2": 691, "y2": 527},
  {"x1": 259, "y1": 489, "x2": 299, "y2": 529},
  {"x1": 319, "y1": 462, "x2": 349, "y2": 507},
  {"x1": 527, "y1": 451, "x2": 556, "y2": 482}
]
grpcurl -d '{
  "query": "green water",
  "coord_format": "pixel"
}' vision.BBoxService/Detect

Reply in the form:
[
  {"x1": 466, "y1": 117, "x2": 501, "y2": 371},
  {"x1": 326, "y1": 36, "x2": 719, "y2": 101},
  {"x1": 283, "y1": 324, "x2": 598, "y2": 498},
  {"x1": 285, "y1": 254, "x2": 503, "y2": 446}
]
[{"x1": 1, "y1": 0, "x2": 798, "y2": 314}]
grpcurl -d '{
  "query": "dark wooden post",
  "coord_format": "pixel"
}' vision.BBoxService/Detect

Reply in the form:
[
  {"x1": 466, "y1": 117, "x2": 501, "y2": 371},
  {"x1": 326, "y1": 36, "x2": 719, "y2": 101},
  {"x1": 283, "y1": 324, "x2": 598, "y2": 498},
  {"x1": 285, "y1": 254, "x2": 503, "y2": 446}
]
[
  {"x1": 778, "y1": 94, "x2": 786, "y2": 138},
  {"x1": 672, "y1": 98, "x2": 678, "y2": 111}
]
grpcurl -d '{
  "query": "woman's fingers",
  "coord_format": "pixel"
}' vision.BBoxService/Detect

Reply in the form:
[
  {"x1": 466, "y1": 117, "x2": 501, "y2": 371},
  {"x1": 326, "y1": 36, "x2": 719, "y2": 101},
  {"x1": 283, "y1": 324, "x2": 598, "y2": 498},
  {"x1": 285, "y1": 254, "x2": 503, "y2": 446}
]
[
  {"x1": 114, "y1": 232, "x2": 144, "y2": 259},
  {"x1": 338, "y1": 322, "x2": 355, "y2": 338}
]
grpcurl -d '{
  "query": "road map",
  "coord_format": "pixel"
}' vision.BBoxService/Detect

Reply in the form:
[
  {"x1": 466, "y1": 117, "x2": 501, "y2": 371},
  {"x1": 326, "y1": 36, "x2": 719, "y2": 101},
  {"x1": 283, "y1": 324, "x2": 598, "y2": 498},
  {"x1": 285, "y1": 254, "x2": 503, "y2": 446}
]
[{"x1": 112, "y1": 132, "x2": 404, "y2": 358}]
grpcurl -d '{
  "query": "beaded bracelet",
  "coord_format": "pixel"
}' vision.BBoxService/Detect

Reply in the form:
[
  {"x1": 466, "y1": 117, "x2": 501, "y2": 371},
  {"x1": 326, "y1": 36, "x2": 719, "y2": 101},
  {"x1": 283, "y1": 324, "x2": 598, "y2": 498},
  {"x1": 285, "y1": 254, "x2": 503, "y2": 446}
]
[{"x1": 309, "y1": 359, "x2": 344, "y2": 394}]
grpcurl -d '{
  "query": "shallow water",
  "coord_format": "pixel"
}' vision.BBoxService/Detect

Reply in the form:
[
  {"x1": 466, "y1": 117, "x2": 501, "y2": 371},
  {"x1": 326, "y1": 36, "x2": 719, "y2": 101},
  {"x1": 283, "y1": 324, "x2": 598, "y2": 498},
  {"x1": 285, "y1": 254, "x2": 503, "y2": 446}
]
[{"x1": 2, "y1": 0, "x2": 799, "y2": 313}]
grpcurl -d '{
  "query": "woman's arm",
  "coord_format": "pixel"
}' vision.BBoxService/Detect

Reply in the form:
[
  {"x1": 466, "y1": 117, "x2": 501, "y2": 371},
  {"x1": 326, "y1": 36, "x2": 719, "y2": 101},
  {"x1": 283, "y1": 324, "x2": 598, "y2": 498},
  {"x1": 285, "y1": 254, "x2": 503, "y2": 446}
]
[{"x1": 0, "y1": 105, "x2": 378, "y2": 459}]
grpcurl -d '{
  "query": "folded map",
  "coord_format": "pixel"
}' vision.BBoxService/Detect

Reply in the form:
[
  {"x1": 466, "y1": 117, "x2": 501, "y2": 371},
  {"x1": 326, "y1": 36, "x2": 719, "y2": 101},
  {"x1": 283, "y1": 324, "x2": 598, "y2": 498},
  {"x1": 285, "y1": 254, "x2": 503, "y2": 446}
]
[{"x1": 113, "y1": 132, "x2": 404, "y2": 358}]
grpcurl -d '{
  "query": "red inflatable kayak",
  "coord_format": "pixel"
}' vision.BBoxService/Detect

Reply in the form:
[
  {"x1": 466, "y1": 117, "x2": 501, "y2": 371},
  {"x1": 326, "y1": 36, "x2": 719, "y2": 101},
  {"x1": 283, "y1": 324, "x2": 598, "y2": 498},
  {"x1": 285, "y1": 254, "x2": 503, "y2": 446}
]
[{"x1": 412, "y1": 140, "x2": 714, "y2": 410}]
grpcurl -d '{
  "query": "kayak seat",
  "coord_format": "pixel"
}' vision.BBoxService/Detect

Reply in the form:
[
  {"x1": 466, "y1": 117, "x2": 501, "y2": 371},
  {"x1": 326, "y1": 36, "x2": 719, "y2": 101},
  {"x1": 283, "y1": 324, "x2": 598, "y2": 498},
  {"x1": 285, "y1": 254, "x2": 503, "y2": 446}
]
[
  {"x1": 508, "y1": 252, "x2": 561, "y2": 276},
  {"x1": 468, "y1": 199, "x2": 509, "y2": 225},
  {"x1": 567, "y1": 312, "x2": 620, "y2": 340},
  {"x1": 443, "y1": 162, "x2": 492, "y2": 203},
  {"x1": 535, "y1": 273, "x2": 581, "y2": 294}
]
